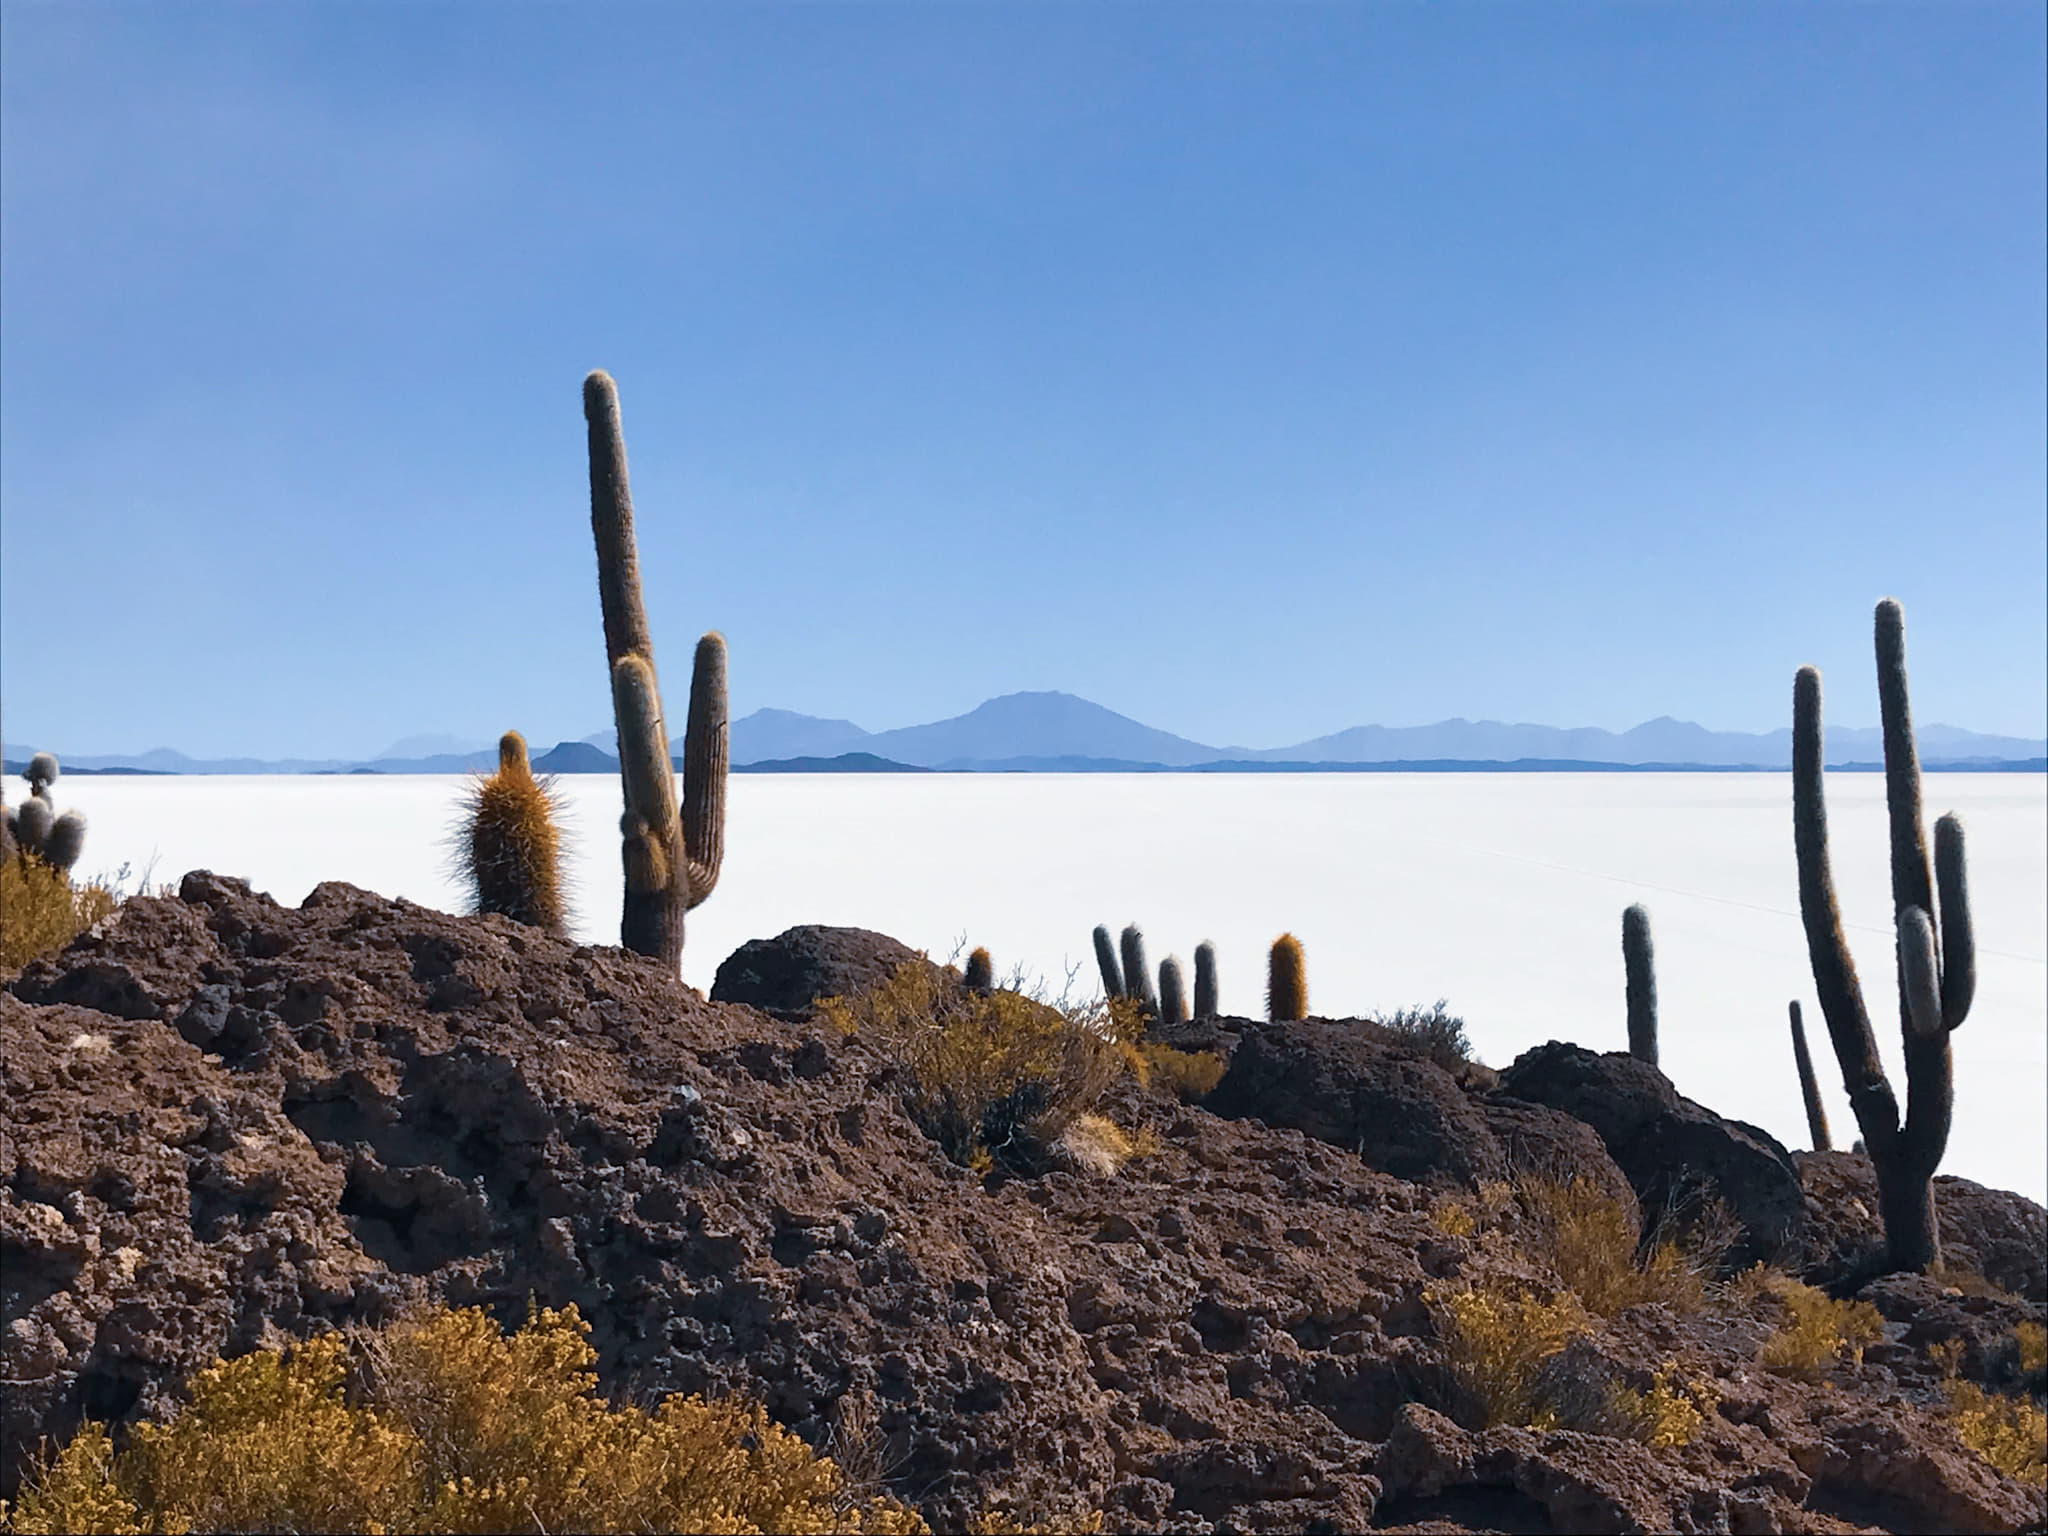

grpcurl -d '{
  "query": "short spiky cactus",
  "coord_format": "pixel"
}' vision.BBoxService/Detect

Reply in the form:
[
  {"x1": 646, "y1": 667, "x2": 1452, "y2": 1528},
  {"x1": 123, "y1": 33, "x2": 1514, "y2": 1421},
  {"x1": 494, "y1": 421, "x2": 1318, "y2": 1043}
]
[
  {"x1": 964, "y1": 947, "x2": 994, "y2": 995},
  {"x1": 459, "y1": 732, "x2": 569, "y2": 936},
  {"x1": 1193, "y1": 941, "x2": 1218, "y2": 1018},
  {"x1": 1793, "y1": 598, "x2": 1974, "y2": 1274},
  {"x1": 1788, "y1": 1000, "x2": 1832, "y2": 1153},
  {"x1": 1158, "y1": 956, "x2": 1189, "y2": 1023},
  {"x1": 1092, "y1": 924, "x2": 1124, "y2": 1000},
  {"x1": 1622, "y1": 903, "x2": 1657, "y2": 1066},
  {"x1": 1267, "y1": 933, "x2": 1306, "y2": 1022},
  {"x1": 9, "y1": 754, "x2": 86, "y2": 874},
  {"x1": 586, "y1": 370, "x2": 729, "y2": 972},
  {"x1": 1120, "y1": 924, "x2": 1157, "y2": 1016}
]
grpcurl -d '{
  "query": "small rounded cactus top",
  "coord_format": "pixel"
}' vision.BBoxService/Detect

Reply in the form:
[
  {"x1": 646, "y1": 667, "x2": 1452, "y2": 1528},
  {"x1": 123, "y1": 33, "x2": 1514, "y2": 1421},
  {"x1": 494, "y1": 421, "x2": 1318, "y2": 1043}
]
[
  {"x1": 499, "y1": 732, "x2": 532, "y2": 776},
  {"x1": 25, "y1": 752, "x2": 58, "y2": 794}
]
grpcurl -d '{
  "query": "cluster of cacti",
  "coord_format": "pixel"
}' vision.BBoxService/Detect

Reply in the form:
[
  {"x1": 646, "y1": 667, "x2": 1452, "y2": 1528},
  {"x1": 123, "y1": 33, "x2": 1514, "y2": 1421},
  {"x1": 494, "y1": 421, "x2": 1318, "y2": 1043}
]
[
  {"x1": 1267, "y1": 932, "x2": 1306, "y2": 1022},
  {"x1": 4, "y1": 752, "x2": 87, "y2": 873},
  {"x1": 1093, "y1": 923, "x2": 1223, "y2": 1023},
  {"x1": 1787, "y1": 1000, "x2": 1832, "y2": 1152},
  {"x1": 1792, "y1": 598, "x2": 1973, "y2": 1274},
  {"x1": 456, "y1": 732, "x2": 569, "y2": 936},
  {"x1": 1622, "y1": 903, "x2": 1657, "y2": 1066},
  {"x1": 585, "y1": 371, "x2": 728, "y2": 972}
]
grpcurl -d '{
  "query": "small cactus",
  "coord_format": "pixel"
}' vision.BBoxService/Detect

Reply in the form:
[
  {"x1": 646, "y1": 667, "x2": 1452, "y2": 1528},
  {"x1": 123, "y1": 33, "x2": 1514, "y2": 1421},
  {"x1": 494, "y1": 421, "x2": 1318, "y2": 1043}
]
[
  {"x1": 42, "y1": 811, "x2": 87, "y2": 874},
  {"x1": 1158, "y1": 956, "x2": 1189, "y2": 1023},
  {"x1": 1267, "y1": 933, "x2": 1306, "y2": 1022},
  {"x1": 24, "y1": 752, "x2": 58, "y2": 798},
  {"x1": 13, "y1": 795, "x2": 55, "y2": 857},
  {"x1": 1788, "y1": 1000, "x2": 1832, "y2": 1152},
  {"x1": 964, "y1": 947, "x2": 994, "y2": 995},
  {"x1": 1092, "y1": 924, "x2": 1124, "y2": 999},
  {"x1": 458, "y1": 731, "x2": 569, "y2": 936},
  {"x1": 1120, "y1": 924, "x2": 1158, "y2": 1016},
  {"x1": 1623, "y1": 903, "x2": 1657, "y2": 1066},
  {"x1": 1193, "y1": 940, "x2": 1218, "y2": 1018}
]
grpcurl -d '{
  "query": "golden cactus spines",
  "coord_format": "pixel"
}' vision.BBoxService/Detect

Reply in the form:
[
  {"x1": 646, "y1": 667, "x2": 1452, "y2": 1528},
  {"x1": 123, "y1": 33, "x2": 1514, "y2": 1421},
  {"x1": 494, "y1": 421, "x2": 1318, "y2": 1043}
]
[
  {"x1": 1267, "y1": 932, "x2": 1307, "y2": 1022},
  {"x1": 459, "y1": 731, "x2": 568, "y2": 936}
]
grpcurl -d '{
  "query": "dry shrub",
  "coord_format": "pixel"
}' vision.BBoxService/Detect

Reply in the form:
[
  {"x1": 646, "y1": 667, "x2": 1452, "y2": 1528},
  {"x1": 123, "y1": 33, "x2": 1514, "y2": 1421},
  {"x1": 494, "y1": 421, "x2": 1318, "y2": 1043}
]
[
  {"x1": 1929, "y1": 1325, "x2": 2048, "y2": 1487},
  {"x1": 1428, "y1": 1280, "x2": 1592, "y2": 1428},
  {"x1": 0, "y1": 854, "x2": 118, "y2": 972},
  {"x1": 1753, "y1": 1274, "x2": 1885, "y2": 1379},
  {"x1": 1513, "y1": 1175, "x2": 1713, "y2": 1317},
  {"x1": 1136, "y1": 1042, "x2": 1225, "y2": 1099},
  {"x1": 2, "y1": 1304, "x2": 927, "y2": 1536},
  {"x1": 816, "y1": 958, "x2": 1137, "y2": 1175},
  {"x1": 1363, "y1": 999, "x2": 1474, "y2": 1071}
]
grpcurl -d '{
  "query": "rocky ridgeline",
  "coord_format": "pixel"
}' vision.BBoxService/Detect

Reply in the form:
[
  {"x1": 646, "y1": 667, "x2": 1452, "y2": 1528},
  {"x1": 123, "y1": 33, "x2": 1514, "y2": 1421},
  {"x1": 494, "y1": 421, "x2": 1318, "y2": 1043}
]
[{"x1": 2, "y1": 875, "x2": 2042, "y2": 1533}]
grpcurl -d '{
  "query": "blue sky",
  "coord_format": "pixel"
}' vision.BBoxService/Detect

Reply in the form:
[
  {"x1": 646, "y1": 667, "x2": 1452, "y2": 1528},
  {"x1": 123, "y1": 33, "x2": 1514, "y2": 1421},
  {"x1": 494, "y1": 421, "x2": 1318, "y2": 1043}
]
[{"x1": 3, "y1": 2, "x2": 2043, "y2": 759}]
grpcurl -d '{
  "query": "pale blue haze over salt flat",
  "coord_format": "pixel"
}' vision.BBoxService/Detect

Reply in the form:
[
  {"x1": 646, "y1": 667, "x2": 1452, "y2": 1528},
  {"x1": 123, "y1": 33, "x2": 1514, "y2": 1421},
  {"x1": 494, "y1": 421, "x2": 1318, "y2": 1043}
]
[
  {"x1": 53, "y1": 772, "x2": 2048, "y2": 1207},
  {"x1": 2, "y1": 3, "x2": 2043, "y2": 760}
]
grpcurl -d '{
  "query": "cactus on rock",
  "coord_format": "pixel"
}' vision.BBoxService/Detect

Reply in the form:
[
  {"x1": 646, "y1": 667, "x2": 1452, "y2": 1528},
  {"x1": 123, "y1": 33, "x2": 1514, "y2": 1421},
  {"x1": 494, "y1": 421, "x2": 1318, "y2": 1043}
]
[
  {"x1": 1267, "y1": 933, "x2": 1306, "y2": 1022},
  {"x1": 964, "y1": 946, "x2": 994, "y2": 995},
  {"x1": 1623, "y1": 903, "x2": 1657, "y2": 1066},
  {"x1": 1193, "y1": 941, "x2": 1218, "y2": 1018},
  {"x1": 585, "y1": 370, "x2": 728, "y2": 972},
  {"x1": 9, "y1": 754, "x2": 85, "y2": 874},
  {"x1": 1092, "y1": 924, "x2": 1124, "y2": 1000},
  {"x1": 1158, "y1": 956, "x2": 1189, "y2": 1024},
  {"x1": 1788, "y1": 1000, "x2": 1832, "y2": 1153},
  {"x1": 1792, "y1": 598, "x2": 1974, "y2": 1274},
  {"x1": 459, "y1": 731, "x2": 568, "y2": 936},
  {"x1": 1120, "y1": 924, "x2": 1158, "y2": 1016}
]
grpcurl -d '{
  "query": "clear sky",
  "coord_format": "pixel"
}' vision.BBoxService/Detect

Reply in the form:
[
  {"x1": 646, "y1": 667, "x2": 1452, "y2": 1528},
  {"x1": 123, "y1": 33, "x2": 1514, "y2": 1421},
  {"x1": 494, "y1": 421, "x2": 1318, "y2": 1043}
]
[{"x1": 3, "y1": 2, "x2": 2043, "y2": 759}]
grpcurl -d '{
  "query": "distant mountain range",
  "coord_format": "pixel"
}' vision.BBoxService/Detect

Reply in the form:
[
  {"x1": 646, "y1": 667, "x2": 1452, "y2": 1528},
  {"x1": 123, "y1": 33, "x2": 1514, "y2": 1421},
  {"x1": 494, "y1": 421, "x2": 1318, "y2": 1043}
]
[{"x1": 10, "y1": 691, "x2": 2045, "y2": 775}]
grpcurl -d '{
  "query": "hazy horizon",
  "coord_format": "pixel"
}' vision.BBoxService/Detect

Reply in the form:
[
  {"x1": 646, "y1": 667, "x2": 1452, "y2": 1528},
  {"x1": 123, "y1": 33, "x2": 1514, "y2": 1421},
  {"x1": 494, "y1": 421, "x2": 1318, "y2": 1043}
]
[{"x1": 4, "y1": 4, "x2": 2043, "y2": 758}]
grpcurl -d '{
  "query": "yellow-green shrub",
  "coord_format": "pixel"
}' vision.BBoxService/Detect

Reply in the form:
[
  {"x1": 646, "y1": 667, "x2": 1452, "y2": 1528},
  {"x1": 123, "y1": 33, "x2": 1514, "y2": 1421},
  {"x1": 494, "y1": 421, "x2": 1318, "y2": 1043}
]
[
  {"x1": 1754, "y1": 1275, "x2": 1885, "y2": 1379},
  {"x1": 816, "y1": 958, "x2": 1136, "y2": 1173},
  {"x1": 1133, "y1": 1042, "x2": 1225, "y2": 1099},
  {"x1": 1513, "y1": 1175, "x2": 1712, "y2": 1317},
  {"x1": 0, "y1": 854, "x2": 117, "y2": 972},
  {"x1": 2, "y1": 1303, "x2": 927, "y2": 1535},
  {"x1": 1929, "y1": 1325, "x2": 2048, "y2": 1487},
  {"x1": 1428, "y1": 1280, "x2": 1592, "y2": 1428}
]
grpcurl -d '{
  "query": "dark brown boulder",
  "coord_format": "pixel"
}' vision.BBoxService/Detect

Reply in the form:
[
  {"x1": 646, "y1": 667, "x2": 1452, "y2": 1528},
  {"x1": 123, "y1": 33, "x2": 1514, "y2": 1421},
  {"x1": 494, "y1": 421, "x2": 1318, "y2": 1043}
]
[
  {"x1": 1498, "y1": 1041, "x2": 1805, "y2": 1270},
  {"x1": 708, "y1": 924, "x2": 928, "y2": 1019}
]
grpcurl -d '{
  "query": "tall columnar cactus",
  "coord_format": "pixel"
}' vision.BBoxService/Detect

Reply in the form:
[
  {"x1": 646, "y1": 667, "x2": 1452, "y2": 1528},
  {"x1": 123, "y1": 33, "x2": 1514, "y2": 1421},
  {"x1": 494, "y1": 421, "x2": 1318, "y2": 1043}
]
[
  {"x1": 459, "y1": 732, "x2": 568, "y2": 936},
  {"x1": 964, "y1": 946, "x2": 994, "y2": 995},
  {"x1": 1158, "y1": 956, "x2": 1189, "y2": 1024},
  {"x1": 1193, "y1": 941, "x2": 1218, "y2": 1019},
  {"x1": 1788, "y1": 1000, "x2": 1832, "y2": 1153},
  {"x1": 1092, "y1": 924, "x2": 1124, "y2": 1000},
  {"x1": 1120, "y1": 924, "x2": 1158, "y2": 1016},
  {"x1": 1793, "y1": 598, "x2": 1974, "y2": 1274},
  {"x1": 585, "y1": 370, "x2": 729, "y2": 972},
  {"x1": 1622, "y1": 903, "x2": 1657, "y2": 1066},
  {"x1": 1267, "y1": 933, "x2": 1306, "y2": 1022}
]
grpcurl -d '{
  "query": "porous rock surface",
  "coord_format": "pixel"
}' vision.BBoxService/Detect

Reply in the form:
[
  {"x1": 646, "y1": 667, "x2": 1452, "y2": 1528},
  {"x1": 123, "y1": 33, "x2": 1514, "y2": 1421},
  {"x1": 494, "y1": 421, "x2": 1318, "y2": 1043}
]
[{"x1": 3, "y1": 874, "x2": 2043, "y2": 1533}]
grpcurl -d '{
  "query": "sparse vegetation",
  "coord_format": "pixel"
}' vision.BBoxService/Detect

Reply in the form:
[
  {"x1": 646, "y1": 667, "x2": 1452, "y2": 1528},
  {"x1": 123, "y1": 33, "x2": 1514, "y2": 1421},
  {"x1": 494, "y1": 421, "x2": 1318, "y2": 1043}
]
[
  {"x1": 1753, "y1": 1273, "x2": 1885, "y2": 1379},
  {"x1": 1929, "y1": 1325, "x2": 2048, "y2": 1487},
  {"x1": 0, "y1": 853, "x2": 118, "y2": 971},
  {"x1": 1429, "y1": 1279, "x2": 1592, "y2": 1427},
  {"x1": 816, "y1": 958, "x2": 1142, "y2": 1176},
  {"x1": 1515, "y1": 1174, "x2": 1715, "y2": 1317},
  {"x1": 1364, "y1": 999, "x2": 1473, "y2": 1072},
  {"x1": 1, "y1": 1303, "x2": 927, "y2": 1535}
]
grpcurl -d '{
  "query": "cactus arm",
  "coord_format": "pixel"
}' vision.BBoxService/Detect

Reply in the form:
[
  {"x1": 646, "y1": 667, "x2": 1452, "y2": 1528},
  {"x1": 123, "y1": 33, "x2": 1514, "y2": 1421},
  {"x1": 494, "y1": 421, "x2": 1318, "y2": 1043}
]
[
  {"x1": 1193, "y1": 941, "x2": 1218, "y2": 1019},
  {"x1": 1093, "y1": 925, "x2": 1124, "y2": 999},
  {"x1": 680, "y1": 631, "x2": 729, "y2": 909},
  {"x1": 1876, "y1": 599, "x2": 1937, "y2": 979},
  {"x1": 612, "y1": 654, "x2": 680, "y2": 838},
  {"x1": 1159, "y1": 957, "x2": 1189, "y2": 1024},
  {"x1": 585, "y1": 371, "x2": 654, "y2": 669},
  {"x1": 1898, "y1": 908, "x2": 1942, "y2": 1040},
  {"x1": 1622, "y1": 904, "x2": 1657, "y2": 1066},
  {"x1": 1789, "y1": 1001, "x2": 1833, "y2": 1152},
  {"x1": 1934, "y1": 814, "x2": 1974, "y2": 1030},
  {"x1": 1792, "y1": 665, "x2": 1898, "y2": 1148},
  {"x1": 1120, "y1": 925, "x2": 1157, "y2": 1016}
]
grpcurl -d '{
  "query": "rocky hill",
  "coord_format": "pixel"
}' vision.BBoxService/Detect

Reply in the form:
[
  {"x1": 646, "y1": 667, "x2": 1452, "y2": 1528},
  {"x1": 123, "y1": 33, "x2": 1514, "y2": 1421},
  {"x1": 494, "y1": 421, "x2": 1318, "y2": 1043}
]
[{"x1": 3, "y1": 875, "x2": 2042, "y2": 1533}]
